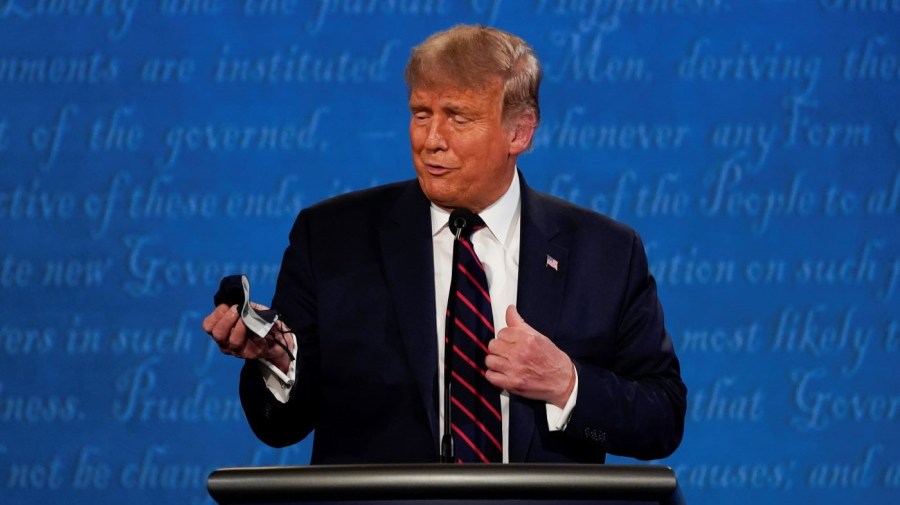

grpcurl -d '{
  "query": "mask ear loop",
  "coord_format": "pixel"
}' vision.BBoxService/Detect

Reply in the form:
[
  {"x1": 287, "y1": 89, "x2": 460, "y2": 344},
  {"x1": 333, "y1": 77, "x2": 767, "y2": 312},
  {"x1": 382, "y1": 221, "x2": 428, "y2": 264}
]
[{"x1": 266, "y1": 319, "x2": 295, "y2": 362}]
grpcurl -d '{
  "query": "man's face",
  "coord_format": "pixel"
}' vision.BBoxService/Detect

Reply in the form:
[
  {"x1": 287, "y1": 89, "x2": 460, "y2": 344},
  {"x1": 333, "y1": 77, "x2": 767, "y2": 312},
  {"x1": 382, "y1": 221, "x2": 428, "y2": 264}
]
[{"x1": 409, "y1": 79, "x2": 527, "y2": 212}]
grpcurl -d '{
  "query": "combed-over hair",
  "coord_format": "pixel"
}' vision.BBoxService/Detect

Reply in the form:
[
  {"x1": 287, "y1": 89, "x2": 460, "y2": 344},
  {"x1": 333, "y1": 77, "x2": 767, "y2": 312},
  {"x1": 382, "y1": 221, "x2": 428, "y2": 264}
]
[{"x1": 404, "y1": 24, "x2": 542, "y2": 125}]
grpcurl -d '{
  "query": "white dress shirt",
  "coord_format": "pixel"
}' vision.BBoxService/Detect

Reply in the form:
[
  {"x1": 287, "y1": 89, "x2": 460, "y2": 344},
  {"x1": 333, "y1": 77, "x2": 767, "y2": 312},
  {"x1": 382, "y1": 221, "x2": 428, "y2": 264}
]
[
  {"x1": 430, "y1": 170, "x2": 577, "y2": 462},
  {"x1": 258, "y1": 171, "x2": 577, "y2": 462}
]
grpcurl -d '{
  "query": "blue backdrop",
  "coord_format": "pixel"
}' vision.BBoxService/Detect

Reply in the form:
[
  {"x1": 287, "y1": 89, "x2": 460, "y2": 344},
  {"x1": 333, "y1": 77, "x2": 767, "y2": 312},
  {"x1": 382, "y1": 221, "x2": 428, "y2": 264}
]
[{"x1": 1, "y1": 1, "x2": 898, "y2": 504}]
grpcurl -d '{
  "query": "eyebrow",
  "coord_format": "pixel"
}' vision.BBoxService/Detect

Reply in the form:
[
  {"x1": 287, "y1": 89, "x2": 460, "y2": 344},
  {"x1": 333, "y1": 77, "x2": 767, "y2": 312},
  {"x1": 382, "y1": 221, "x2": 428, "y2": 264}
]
[
  {"x1": 407, "y1": 97, "x2": 485, "y2": 118},
  {"x1": 408, "y1": 98, "x2": 430, "y2": 111},
  {"x1": 443, "y1": 103, "x2": 478, "y2": 116}
]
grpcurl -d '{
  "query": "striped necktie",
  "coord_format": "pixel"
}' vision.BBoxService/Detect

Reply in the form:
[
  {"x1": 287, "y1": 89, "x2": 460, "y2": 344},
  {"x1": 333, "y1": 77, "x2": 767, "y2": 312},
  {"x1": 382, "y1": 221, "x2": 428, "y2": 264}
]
[{"x1": 445, "y1": 209, "x2": 502, "y2": 463}]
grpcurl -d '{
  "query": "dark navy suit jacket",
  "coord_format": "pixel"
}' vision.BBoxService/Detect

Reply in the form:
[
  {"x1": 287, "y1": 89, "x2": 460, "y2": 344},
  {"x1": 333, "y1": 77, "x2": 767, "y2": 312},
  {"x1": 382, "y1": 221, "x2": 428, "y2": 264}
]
[{"x1": 239, "y1": 176, "x2": 686, "y2": 464}]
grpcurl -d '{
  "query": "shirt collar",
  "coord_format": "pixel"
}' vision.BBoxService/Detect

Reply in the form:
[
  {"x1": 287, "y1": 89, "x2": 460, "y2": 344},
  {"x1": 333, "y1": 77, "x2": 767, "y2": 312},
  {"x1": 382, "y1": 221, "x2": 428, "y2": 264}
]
[{"x1": 430, "y1": 170, "x2": 521, "y2": 247}]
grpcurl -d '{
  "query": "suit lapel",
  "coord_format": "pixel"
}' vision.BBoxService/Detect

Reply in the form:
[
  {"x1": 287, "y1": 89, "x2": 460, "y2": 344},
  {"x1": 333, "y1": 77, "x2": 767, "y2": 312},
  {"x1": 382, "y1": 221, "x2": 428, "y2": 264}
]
[
  {"x1": 509, "y1": 177, "x2": 569, "y2": 462},
  {"x1": 516, "y1": 182, "x2": 568, "y2": 345},
  {"x1": 377, "y1": 181, "x2": 441, "y2": 450}
]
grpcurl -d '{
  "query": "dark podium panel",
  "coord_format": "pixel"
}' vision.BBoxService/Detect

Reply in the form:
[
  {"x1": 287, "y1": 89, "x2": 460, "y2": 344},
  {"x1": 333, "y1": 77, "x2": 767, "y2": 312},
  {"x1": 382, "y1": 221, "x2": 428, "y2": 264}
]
[{"x1": 207, "y1": 464, "x2": 685, "y2": 505}]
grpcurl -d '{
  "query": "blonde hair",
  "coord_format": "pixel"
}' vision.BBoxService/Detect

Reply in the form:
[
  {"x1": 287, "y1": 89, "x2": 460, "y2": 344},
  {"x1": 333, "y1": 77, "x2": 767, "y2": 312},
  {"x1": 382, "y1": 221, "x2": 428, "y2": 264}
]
[{"x1": 404, "y1": 24, "x2": 542, "y2": 125}]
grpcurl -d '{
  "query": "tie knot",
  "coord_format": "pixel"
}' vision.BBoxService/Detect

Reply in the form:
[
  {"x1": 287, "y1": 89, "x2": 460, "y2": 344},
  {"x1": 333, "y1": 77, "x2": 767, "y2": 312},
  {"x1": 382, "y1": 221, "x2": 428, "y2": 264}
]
[{"x1": 448, "y1": 209, "x2": 485, "y2": 240}]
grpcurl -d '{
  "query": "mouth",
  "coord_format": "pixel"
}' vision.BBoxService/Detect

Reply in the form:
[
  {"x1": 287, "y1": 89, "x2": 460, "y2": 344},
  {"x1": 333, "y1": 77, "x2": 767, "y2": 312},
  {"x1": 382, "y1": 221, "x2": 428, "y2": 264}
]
[{"x1": 423, "y1": 163, "x2": 454, "y2": 176}]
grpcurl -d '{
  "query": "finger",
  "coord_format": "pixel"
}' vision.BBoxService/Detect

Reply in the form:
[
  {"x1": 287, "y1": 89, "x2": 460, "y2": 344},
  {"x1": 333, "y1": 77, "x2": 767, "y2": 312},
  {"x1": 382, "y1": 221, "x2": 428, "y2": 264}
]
[
  {"x1": 210, "y1": 305, "x2": 241, "y2": 346},
  {"x1": 494, "y1": 325, "x2": 520, "y2": 344},
  {"x1": 484, "y1": 353, "x2": 509, "y2": 373},
  {"x1": 505, "y1": 304, "x2": 530, "y2": 329},
  {"x1": 225, "y1": 317, "x2": 250, "y2": 353},
  {"x1": 235, "y1": 336, "x2": 265, "y2": 360},
  {"x1": 202, "y1": 304, "x2": 232, "y2": 334},
  {"x1": 488, "y1": 335, "x2": 513, "y2": 356},
  {"x1": 249, "y1": 301, "x2": 270, "y2": 311},
  {"x1": 485, "y1": 369, "x2": 512, "y2": 391}
]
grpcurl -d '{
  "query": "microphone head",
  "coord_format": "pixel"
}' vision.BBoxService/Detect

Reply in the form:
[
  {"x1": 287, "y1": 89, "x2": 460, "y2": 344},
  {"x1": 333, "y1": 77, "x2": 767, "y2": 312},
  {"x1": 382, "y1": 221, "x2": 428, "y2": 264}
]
[{"x1": 449, "y1": 208, "x2": 477, "y2": 237}]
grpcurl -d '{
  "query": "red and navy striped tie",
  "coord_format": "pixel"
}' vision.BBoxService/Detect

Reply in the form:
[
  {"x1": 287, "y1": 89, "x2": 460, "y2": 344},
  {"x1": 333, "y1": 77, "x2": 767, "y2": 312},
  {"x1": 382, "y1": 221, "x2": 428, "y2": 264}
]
[{"x1": 446, "y1": 211, "x2": 502, "y2": 463}]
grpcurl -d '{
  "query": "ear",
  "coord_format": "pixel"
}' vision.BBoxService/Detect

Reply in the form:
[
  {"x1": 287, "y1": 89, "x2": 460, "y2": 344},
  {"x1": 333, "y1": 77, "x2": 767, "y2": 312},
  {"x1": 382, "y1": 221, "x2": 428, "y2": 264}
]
[{"x1": 507, "y1": 110, "x2": 537, "y2": 156}]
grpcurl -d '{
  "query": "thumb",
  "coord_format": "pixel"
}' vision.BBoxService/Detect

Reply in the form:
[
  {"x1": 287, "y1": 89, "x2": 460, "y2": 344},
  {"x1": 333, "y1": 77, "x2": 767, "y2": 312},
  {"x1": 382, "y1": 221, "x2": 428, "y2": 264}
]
[
  {"x1": 505, "y1": 304, "x2": 530, "y2": 328},
  {"x1": 249, "y1": 301, "x2": 270, "y2": 311}
]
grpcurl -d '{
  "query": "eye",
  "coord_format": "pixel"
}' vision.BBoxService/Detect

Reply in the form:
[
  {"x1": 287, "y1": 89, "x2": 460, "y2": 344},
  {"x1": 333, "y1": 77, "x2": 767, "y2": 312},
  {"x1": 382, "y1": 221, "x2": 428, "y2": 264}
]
[
  {"x1": 451, "y1": 115, "x2": 470, "y2": 125},
  {"x1": 412, "y1": 111, "x2": 430, "y2": 122}
]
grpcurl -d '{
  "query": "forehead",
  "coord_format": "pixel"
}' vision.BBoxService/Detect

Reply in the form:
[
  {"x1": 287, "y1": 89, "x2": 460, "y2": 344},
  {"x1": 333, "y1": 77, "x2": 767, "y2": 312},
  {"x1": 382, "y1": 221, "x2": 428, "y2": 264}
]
[{"x1": 408, "y1": 80, "x2": 504, "y2": 110}]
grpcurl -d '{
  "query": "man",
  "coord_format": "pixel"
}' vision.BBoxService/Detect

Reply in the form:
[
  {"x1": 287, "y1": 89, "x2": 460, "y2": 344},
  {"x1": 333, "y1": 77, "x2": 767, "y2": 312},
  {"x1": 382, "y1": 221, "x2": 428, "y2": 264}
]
[{"x1": 203, "y1": 25, "x2": 685, "y2": 464}]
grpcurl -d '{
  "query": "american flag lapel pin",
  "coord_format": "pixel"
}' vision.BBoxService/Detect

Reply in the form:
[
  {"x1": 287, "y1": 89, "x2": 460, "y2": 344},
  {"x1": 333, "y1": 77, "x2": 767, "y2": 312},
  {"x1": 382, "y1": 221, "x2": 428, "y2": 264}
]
[{"x1": 546, "y1": 254, "x2": 559, "y2": 271}]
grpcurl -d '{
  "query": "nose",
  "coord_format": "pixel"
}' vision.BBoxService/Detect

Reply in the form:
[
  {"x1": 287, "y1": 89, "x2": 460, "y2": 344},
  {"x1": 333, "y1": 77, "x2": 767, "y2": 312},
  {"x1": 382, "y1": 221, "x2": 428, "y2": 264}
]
[{"x1": 424, "y1": 120, "x2": 448, "y2": 151}]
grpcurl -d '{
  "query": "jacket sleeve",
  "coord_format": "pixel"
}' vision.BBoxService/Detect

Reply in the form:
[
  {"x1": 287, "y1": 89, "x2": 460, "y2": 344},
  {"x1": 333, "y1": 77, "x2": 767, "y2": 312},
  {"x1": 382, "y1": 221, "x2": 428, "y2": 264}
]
[
  {"x1": 563, "y1": 231, "x2": 687, "y2": 460},
  {"x1": 239, "y1": 209, "x2": 322, "y2": 448}
]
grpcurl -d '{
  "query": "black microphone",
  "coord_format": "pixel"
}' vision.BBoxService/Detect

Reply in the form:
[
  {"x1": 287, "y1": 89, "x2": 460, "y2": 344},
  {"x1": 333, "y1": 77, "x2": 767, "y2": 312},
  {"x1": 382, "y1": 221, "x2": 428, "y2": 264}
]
[
  {"x1": 449, "y1": 208, "x2": 477, "y2": 240},
  {"x1": 441, "y1": 208, "x2": 478, "y2": 463}
]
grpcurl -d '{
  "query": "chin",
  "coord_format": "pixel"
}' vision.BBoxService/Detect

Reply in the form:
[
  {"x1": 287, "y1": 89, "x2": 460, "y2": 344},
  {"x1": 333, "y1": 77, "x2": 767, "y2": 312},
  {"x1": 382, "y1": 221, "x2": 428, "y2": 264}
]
[
  {"x1": 426, "y1": 192, "x2": 465, "y2": 211},
  {"x1": 425, "y1": 194, "x2": 458, "y2": 210}
]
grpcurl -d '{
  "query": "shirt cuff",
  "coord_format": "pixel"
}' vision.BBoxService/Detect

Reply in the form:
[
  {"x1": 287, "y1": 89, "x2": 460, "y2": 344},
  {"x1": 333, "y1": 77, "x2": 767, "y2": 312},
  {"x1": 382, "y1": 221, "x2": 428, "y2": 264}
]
[
  {"x1": 545, "y1": 366, "x2": 579, "y2": 431},
  {"x1": 257, "y1": 333, "x2": 298, "y2": 404}
]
